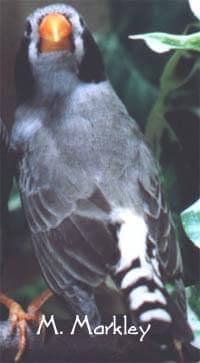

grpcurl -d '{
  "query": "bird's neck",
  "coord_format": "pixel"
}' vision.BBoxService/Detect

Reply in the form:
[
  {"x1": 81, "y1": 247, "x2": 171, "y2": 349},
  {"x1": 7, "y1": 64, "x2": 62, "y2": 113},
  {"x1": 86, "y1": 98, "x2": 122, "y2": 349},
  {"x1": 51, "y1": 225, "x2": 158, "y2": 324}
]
[{"x1": 32, "y1": 61, "x2": 79, "y2": 99}]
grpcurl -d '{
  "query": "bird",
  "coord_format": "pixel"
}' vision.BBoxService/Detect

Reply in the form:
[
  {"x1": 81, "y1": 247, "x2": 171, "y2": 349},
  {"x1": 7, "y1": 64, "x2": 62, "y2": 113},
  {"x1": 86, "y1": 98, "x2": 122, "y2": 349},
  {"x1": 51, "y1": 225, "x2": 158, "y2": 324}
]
[{"x1": 9, "y1": 3, "x2": 194, "y2": 361}]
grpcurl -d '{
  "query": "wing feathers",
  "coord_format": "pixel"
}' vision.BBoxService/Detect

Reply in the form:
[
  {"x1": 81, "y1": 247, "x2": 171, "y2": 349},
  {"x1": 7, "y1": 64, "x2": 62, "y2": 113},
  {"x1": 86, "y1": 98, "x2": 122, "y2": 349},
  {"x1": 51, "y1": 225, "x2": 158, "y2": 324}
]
[
  {"x1": 139, "y1": 177, "x2": 179, "y2": 277},
  {"x1": 71, "y1": 214, "x2": 119, "y2": 265},
  {"x1": 31, "y1": 210, "x2": 118, "y2": 294}
]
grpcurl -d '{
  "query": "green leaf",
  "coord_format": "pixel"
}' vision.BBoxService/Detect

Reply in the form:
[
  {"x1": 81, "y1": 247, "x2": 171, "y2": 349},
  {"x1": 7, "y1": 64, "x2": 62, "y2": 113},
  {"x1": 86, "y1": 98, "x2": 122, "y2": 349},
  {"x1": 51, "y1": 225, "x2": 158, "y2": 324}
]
[
  {"x1": 181, "y1": 199, "x2": 200, "y2": 247},
  {"x1": 160, "y1": 51, "x2": 198, "y2": 92},
  {"x1": 129, "y1": 32, "x2": 200, "y2": 53},
  {"x1": 186, "y1": 284, "x2": 200, "y2": 348},
  {"x1": 145, "y1": 47, "x2": 199, "y2": 157},
  {"x1": 187, "y1": 284, "x2": 200, "y2": 319}
]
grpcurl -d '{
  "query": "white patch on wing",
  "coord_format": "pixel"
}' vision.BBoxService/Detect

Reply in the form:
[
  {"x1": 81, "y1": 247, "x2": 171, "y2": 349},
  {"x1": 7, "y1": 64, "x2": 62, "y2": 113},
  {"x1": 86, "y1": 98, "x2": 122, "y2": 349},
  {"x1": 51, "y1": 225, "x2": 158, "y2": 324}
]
[
  {"x1": 140, "y1": 309, "x2": 171, "y2": 323},
  {"x1": 111, "y1": 209, "x2": 148, "y2": 272}
]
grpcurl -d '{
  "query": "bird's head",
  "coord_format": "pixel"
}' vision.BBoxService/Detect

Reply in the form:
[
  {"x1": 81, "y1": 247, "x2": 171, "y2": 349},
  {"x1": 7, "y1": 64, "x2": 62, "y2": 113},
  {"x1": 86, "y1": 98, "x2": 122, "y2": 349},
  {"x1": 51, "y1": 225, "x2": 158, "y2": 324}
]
[
  {"x1": 25, "y1": 4, "x2": 85, "y2": 63},
  {"x1": 15, "y1": 3, "x2": 106, "y2": 104}
]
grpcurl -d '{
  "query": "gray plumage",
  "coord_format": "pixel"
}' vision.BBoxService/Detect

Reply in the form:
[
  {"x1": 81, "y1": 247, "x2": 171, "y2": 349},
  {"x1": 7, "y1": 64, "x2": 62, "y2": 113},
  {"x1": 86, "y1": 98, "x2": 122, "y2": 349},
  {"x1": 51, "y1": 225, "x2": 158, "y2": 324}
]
[{"x1": 11, "y1": 3, "x2": 192, "y2": 344}]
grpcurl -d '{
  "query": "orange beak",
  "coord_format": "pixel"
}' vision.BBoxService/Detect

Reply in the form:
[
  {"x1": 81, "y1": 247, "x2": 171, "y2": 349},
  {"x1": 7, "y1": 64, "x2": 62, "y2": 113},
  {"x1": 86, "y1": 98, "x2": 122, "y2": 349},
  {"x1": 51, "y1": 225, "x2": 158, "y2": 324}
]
[{"x1": 39, "y1": 13, "x2": 72, "y2": 53}]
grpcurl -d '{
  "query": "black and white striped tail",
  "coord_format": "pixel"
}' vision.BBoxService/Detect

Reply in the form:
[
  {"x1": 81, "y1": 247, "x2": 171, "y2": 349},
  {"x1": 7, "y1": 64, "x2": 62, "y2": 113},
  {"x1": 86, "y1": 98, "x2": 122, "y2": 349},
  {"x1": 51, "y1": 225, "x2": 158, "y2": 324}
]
[
  {"x1": 111, "y1": 209, "x2": 171, "y2": 329},
  {"x1": 115, "y1": 260, "x2": 171, "y2": 330}
]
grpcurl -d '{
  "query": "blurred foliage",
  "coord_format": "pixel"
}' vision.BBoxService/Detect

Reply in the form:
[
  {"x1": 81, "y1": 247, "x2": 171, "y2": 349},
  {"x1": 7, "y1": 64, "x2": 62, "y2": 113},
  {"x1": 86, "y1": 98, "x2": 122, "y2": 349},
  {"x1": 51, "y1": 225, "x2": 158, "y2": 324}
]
[
  {"x1": 187, "y1": 284, "x2": 200, "y2": 348},
  {"x1": 8, "y1": 179, "x2": 21, "y2": 212},
  {"x1": 188, "y1": 284, "x2": 200, "y2": 318},
  {"x1": 96, "y1": 32, "x2": 157, "y2": 129},
  {"x1": 2, "y1": 0, "x2": 200, "y2": 346},
  {"x1": 181, "y1": 199, "x2": 200, "y2": 247},
  {"x1": 126, "y1": 0, "x2": 200, "y2": 344}
]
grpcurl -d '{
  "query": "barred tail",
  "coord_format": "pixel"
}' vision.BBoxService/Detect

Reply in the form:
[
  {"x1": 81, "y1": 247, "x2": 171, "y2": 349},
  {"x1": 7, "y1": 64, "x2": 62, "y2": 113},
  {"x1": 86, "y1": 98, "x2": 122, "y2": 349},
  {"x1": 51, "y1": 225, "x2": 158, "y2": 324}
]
[
  {"x1": 111, "y1": 210, "x2": 171, "y2": 330},
  {"x1": 115, "y1": 259, "x2": 172, "y2": 330}
]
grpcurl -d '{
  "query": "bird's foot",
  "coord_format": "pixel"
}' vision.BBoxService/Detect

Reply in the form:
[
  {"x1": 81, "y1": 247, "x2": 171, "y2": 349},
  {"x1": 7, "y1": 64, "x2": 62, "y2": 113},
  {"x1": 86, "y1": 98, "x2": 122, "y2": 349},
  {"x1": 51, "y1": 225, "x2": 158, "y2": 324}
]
[{"x1": 0, "y1": 289, "x2": 53, "y2": 361}]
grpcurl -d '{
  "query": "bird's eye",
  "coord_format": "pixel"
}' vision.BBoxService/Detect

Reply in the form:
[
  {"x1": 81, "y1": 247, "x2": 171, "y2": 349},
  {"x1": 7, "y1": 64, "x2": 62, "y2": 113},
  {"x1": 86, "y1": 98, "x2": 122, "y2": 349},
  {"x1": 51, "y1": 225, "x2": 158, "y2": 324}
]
[{"x1": 26, "y1": 21, "x2": 32, "y2": 37}]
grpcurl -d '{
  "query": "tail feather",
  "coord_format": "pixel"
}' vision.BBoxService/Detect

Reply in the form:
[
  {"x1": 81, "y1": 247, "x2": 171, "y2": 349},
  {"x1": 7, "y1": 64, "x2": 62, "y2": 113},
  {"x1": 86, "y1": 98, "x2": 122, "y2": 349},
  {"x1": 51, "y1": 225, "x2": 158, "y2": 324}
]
[
  {"x1": 110, "y1": 208, "x2": 192, "y2": 339},
  {"x1": 114, "y1": 258, "x2": 172, "y2": 330}
]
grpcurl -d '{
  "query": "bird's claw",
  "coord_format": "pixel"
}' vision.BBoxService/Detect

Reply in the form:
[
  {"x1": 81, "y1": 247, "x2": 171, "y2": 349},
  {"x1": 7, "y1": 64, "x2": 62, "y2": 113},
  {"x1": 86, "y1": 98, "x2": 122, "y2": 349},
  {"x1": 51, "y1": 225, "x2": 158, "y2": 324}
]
[
  {"x1": 8, "y1": 300, "x2": 42, "y2": 362},
  {"x1": 0, "y1": 294, "x2": 46, "y2": 362}
]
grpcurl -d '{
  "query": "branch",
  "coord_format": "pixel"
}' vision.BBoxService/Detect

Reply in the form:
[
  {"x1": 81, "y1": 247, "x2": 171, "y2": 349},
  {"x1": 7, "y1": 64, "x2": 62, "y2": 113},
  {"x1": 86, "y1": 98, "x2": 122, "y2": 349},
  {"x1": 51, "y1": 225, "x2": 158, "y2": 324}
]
[{"x1": 0, "y1": 317, "x2": 199, "y2": 362}]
